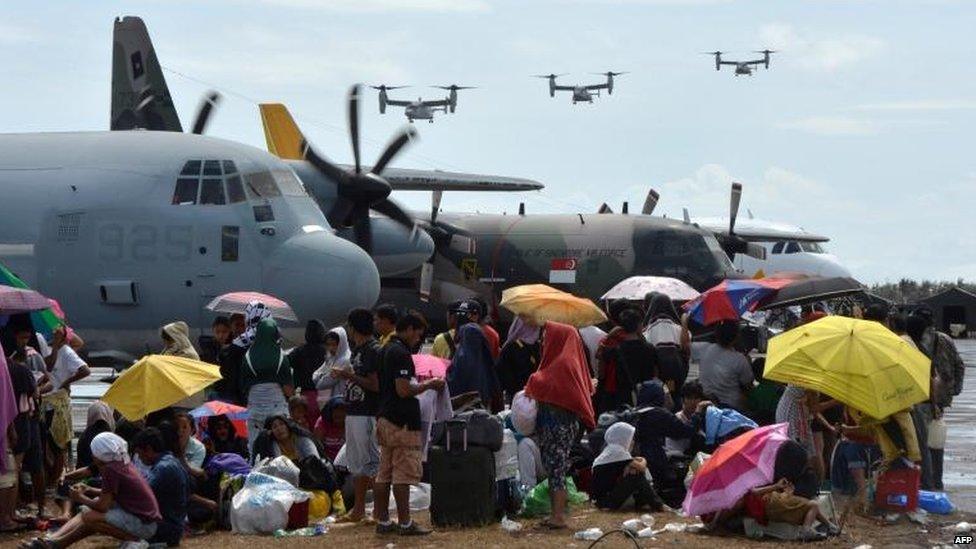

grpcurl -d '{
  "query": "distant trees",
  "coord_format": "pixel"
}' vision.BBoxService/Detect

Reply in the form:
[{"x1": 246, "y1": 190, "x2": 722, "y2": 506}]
[{"x1": 870, "y1": 278, "x2": 975, "y2": 304}]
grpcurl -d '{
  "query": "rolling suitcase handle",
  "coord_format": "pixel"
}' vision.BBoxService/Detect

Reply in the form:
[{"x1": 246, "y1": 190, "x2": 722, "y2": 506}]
[{"x1": 444, "y1": 419, "x2": 468, "y2": 453}]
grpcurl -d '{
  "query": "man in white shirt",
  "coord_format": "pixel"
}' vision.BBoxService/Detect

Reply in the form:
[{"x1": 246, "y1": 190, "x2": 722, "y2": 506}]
[{"x1": 40, "y1": 327, "x2": 90, "y2": 486}]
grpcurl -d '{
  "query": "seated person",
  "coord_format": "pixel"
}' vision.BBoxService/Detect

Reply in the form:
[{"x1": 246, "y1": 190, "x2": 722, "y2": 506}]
[
  {"x1": 288, "y1": 395, "x2": 312, "y2": 431},
  {"x1": 634, "y1": 380, "x2": 708, "y2": 506},
  {"x1": 739, "y1": 479, "x2": 838, "y2": 541},
  {"x1": 52, "y1": 402, "x2": 117, "y2": 523},
  {"x1": 132, "y1": 428, "x2": 190, "y2": 547},
  {"x1": 313, "y1": 397, "x2": 347, "y2": 462},
  {"x1": 665, "y1": 381, "x2": 705, "y2": 458},
  {"x1": 175, "y1": 412, "x2": 207, "y2": 469},
  {"x1": 205, "y1": 414, "x2": 248, "y2": 460},
  {"x1": 252, "y1": 415, "x2": 320, "y2": 463},
  {"x1": 21, "y1": 433, "x2": 161, "y2": 548},
  {"x1": 589, "y1": 423, "x2": 663, "y2": 512}
]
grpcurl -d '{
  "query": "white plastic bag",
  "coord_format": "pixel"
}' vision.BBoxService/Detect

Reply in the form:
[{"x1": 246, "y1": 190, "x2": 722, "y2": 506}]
[
  {"x1": 928, "y1": 417, "x2": 947, "y2": 450},
  {"x1": 230, "y1": 472, "x2": 311, "y2": 535},
  {"x1": 684, "y1": 451, "x2": 711, "y2": 489},
  {"x1": 253, "y1": 455, "x2": 301, "y2": 487},
  {"x1": 511, "y1": 391, "x2": 537, "y2": 436},
  {"x1": 365, "y1": 483, "x2": 431, "y2": 514},
  {"x1": 495, "y1": 429, "x2": 519, "y2": 481}
]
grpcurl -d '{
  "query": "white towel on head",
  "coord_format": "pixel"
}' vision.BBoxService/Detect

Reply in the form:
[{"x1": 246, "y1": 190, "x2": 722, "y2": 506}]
[{"x1": 90, "y1": 432, "x2": 129, "y2": 463}]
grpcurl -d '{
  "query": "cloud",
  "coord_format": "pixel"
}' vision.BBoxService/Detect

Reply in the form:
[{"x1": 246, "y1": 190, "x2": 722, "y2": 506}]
[
  {"x1": 759, "y1": 22, "x2": 885, "y2": 72},
  {"x1": 253, "y1": 0, "x2": 490, "y2": 12},
  {"x1": 0, "y1": 23, "x2": 37, "y2": 45},
  {"x1": 777, "y1": 115, "x2": 877, "y2": 136},
  {"x1": 853, "y1": 99, "x2": 976, "y2": 111}
]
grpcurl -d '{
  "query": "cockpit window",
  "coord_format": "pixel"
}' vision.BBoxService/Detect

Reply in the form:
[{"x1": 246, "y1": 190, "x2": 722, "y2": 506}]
[
  {"x1": 222, "y1": 160, "x2": 238, "y2": 175},
  {"x1": 200, "y1": 178, "x2": 226, "y2": 205},
  {"x1": 800, "y1": 241, "x2": 824, "y2": 253},
  {"x1": 785, "y1": 241, "x2": 801, "y2": 254},
  {"x1": 203, "y1": 160, "x2": 222, "y2": 177},
  {"x1": 173, "y1": 178, "x2": 199, "y2": 205},
  {"x1": 225, "y1": 175, "x2": 246, "y2": 203},
  {"x1": 180, "y1": 160, "x2": 201, "y2": 176},
  {"x1": 272, "y1": 170, "x2": 307, "y2": 196},
  {"x1": 243, "y1": 172, "x2": 282, "y2": 198},
  {"x1": 771, "y1": 242, "x2": 785, "y2": 255}
]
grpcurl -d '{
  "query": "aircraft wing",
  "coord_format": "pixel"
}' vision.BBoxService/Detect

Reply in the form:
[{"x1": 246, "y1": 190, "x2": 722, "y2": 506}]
[
  {"x1": 694, "y1": 217, "x2": 830, "y2": 242},
  {"x1": 743, "y1": 59, "x2": 766, "y2": 66},
  {"x1": 419, "y1": 99, "x2": 450, "y2": 107},
  {"x1": 719, "y1": 60, "x2": 740, "y2": 66},
  {"x1": 584, "y1": 83, "x2": 609, "y2": 90},
  {"x1": 378, "y1": 167, "x2": 544, "y2": 192},
  {"x1": 553, "y1": 85, "x2": 576, "y2": 91},
  {"x1": 385, "y1": 99, "x2": 414, "y2": 107}
]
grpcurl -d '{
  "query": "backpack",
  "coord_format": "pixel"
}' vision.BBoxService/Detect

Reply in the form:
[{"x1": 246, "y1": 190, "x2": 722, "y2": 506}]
[
  {"x1": 931, "y1": 331, "x2": 965, "y2": 407},
  {"x1": 440, "y1": 331, "x2": 457, "y2": 359},
  {"x1": 298, "y1": 455, "x2": 338, "y2": 493}
]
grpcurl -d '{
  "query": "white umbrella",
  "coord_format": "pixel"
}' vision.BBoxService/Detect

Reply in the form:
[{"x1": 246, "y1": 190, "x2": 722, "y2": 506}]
[{"x1": 600, "y1": 276, "x2": 700, "y2": 302}]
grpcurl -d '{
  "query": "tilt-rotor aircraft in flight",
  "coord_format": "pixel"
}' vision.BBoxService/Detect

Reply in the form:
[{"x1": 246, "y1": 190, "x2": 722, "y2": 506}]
[{"x1": 113, "y1": 16, "x2": 543, "y2": 281}]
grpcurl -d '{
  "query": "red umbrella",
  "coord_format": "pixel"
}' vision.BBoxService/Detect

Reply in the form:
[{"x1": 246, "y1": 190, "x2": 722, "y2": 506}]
[
  {"x1": 0, "y1": 285, "x2": 55, "y2": 315},
  {"x1": 205, "y1": 291, "x2": 297, "y2": 321},
  {"x1": 413, "y1": 354, "x2": 450, "y2": 380},
  {"x1": 683, "y1": 278, "x2": 793, "y2": 325},
  {"x1": 189, "y1": 401, "x2": 249, "y2": 438}
]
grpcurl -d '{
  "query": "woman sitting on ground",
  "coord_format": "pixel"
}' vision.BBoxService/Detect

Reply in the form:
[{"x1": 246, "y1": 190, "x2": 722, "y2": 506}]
[
  {"x1": 589, "y1": 422, "x2": 663, "y2": 512},
  {"x1": 251, "y1": 415, "x2": 320, "y2": 464},
  {"x1": 205, "y1": 414, "x2": 248, "y2": 460},
  {"x1": 52, "y1": 402, "x2": 117, "y2": 523},
  {"x1": 313, "y1": 396, "x2": 347, "y2": 462},
  {"x1": 175, "y1": 412, "x2": 207, "y2": 470},
  {"x1": 21, "y1": 433, "x2": 162, "y2": 549}
]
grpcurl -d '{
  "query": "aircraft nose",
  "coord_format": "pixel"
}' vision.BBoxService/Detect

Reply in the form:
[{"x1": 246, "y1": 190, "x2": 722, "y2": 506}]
[
  {"x1": 818, "y1": 254, "x2": 852, "y2": 278},
  {"x1": 263, "y1": 231, "x2": 380, "y2": 326}
]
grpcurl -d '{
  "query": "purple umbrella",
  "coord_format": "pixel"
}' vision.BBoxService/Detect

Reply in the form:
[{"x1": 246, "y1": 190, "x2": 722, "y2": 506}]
[{"x1": 0, "y1": 285, "x2": 54, "y2": 314}]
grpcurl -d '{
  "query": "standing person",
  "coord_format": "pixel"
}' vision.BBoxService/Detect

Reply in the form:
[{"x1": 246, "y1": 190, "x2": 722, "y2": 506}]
[
  {"x1": 373, "y1": 304, "x2": 398, "y2": 348},
  {"x1": 159, "y1": 321, "x2": 205, "y2": 410},
  {"x1": 311, "y1": 327, "x2": 351, "y2": 407},
  {"x1": 446, "y1": 323, "x2": 501, "y2": 411},
  {"x1": 496, "y1": 317, "x2": 541, "y2": 401},
  {"x1": 41, "y1": 326, "x2": 90, "y2": 489},
  {"x1": 24, "y1": 433, "x2": 161, "y2": 548},
  {"x1": 373, "y1": 312, "x2": 444, "y2": 536},
  {"x1": 216, "y1": 303, "x2": 272, "y2": 405},
  {"x1": 430, "y1": 301, "x2": 462, "y2": 360},
  {"x1": 697, "y1": 321, "x2": 753, "y2": 412},
  {"x1": 593, "y1": 311, "x2": 634, "y2": 415},
  {"x1": 775, "y1": 385, "x2": 819, "y2": 479},
  {"x1": 0, "y1": 347, "x2": 22, "y2": 533},
  {"x1": 288, "y1": 320, "x2": 329, "y2": 426},
  {"x1": 199, "y1": 316, "x2": 231, "y2": 364},
  {"x1": 524, "y1": 321, "x2": 596, "y2": 531},
  {"x1": 7, "y1": 332, "x2": 47, "y2": 518},
  {"x1": 614, "y1": 309, "x2": 659, "y2": 389},
  {"x1": 642, "y1": 293, "x2": 691, "y2": 399},
  {"x1": 906, "y1": 313, "x2": 944, "y2": 490},
  {"x1": 471, "y1": 298, "x2": 501, "y2": 359},
  {"x1": 131, "y1": 427, "x2": 190, "y2": 547},
  {"x1": 239, "y1": 318, "x2": 293, "y2": 451},
  {"x1": 332, "y1": 308, "x2": 382, "y2": 525}
]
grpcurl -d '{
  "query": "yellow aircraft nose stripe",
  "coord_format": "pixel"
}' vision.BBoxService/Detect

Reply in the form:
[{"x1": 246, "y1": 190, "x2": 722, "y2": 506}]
[{"x1": 259, "y1": 103, "x2": 304, "y2": 160}]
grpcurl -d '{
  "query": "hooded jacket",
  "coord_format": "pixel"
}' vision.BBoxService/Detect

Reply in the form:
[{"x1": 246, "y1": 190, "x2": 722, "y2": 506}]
[
  {"x1": 289, "y1": 320, "x2": 328, "y2": 390},
  {"x1": 634, "y1": 380, "x2": 702, "y2": 481},
  {"x1": 447, "y1": 324, "x2": 501, "y2": 409},
  {"x1": 161, "y1": 321, "x2": 200, "y2": 360},
  {"x1": 239, "y1": 318, "x2": 293, "y2": 397}
]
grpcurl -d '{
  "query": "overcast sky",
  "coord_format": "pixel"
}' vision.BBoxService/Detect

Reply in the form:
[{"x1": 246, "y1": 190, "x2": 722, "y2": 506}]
[{"x1": 2, "y1": 0, "x2": 974, "y2": 283}]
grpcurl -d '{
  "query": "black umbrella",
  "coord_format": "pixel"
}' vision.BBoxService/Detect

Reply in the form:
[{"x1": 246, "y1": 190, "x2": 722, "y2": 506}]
[{"x1": 758, "y1": 276, "x2": 865, "y2": 310}]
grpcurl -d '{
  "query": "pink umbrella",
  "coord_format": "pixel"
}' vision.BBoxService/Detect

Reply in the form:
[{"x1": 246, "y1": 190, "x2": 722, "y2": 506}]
[
  {"x1": 205, "y1": 291, "x2": 298, "y2": 321},
  {"x1": 0, "y1": 285, "x2": 54, "y2": 314},
  {"x1": 413, "y1": 354, "x2": 450, "y2": 380},
  {"x1": 682, "y1": 423, "x2": 790, "y2": 517}
]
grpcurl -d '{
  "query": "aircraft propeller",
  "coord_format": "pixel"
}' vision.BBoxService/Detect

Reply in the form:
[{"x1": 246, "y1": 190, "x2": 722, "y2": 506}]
[
  {"x1": 370, "y1": 84, "x2": 410, "y2": 91},
  {"x1": 642, "y1": 189, "x2": 660, "y2": 216},
  {"x1": 531, "y1": 73, "x2": 568, "y2": 79},
  {"x1": 300, "y1": 84, "x2": 419, "y2": 253},
  {"x1": 432, "y1": 85, "x2": 477, "y2": 91},
  {"x1": 191, "y1": 91, "x2": 221, "y2": 135}
]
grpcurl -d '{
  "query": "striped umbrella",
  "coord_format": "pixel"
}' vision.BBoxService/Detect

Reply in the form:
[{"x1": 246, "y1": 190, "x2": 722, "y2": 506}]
[
  {"x1": 0, "y1": 264, "x2": 61, "y2": 335},
  {"x1": 205, "y1": 291, "x2": 298, "y2": 321},
  {"x1": 0, "y1": 285, "x2": 55, "y2": 315},
  {"x1": 683, "y1": 278, "x2": 793, "y2": 325}
]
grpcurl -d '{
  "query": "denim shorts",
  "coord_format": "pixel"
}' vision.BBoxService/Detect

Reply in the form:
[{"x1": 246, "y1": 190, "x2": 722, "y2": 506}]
[{"x1": 105, "y1": 506, "x2": 157, "y2": 540}]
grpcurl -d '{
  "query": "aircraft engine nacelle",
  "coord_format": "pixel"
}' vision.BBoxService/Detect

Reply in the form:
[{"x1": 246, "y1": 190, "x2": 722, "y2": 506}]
[
  {"x1": 378, "y1": 89, "x2": 387, "y2": 114},
  {"x1": 449, "y1": 89, "x2": 457, "y2": 113},
  {"x1": 549, "y1": 77, "x2": 555, "y2": 98},
  {"x1": 608, "y1": 73, "x2": 614, "y2": 95}
]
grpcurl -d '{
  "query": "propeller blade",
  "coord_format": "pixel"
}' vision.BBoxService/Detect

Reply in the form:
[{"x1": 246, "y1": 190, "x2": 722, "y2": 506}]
[
  {"x1": 328, "y1": 196, "x2": 356, "y2": 229},
  {"x1": 531, "y1": 73, "x2": 567, "y2": 78},
  {"x1": 702, "y1": 51, "x2": 723, "y2": 55},
  {"x1": 642, "y1": 189, "x2": 660, "y2": 216},
  {"x1": 590, "y1": 71, "x2": 628, "y2": 76},
  {"x1": 191, "y1": 91, "x2": 221, "y2": 135},
  {"x1": 351, "y1": 208, "x2": 372, "y2": 253},
  {"x1": 622, "y1": 202, "x2": 629, "y2": 214},
  {"x1": 372, "y1": 197, "x2": 415, "y2": 230},
  {"x1": 419, "y1": 262, "x2": 434, "y2": 302},
  {"x1": 598, "y1": 203, "x2": 613, "y2": 214},
  {"x1": 682, "y1": 207, "x2": 690, "y2": 224},
  {"x1": 370, "y1": 126, "x2": 418, "y2": 176},
  {"x1": 301, "y1": 139, "x2": 350, "y2": 186},
  {"x1": 433, "y1": 85, "x2": 477, "y2": 90},
  {"x1": 753, "y1": 49, "x2": 777, "y2": 54},
  {"x1": 348, "y1": 84, "x2": 362, "y2": 174},
  {"x1": 729, "y1": 182, "x2": 743, "y2": 235},
  {"x1": 370, "y1": 85, "x2": 409, "y2": 90}
]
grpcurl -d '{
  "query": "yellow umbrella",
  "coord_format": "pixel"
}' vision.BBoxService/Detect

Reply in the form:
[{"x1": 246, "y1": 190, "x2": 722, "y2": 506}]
[
  {"x1": 500, "y1": 284, "x2": 607, "y2": 327},
  {"x1": 102, "y1": 355, "x2": 222, "y2": 421},
  {"x1": 764, "y1": 316, "x2": 930, "y2": 419}
]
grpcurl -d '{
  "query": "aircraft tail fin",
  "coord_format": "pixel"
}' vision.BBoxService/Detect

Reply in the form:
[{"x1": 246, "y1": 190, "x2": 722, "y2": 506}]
[
  {"x1": 259, "y1": 103, "x2": 306, "y2": 160},
  {"x1": 111, "y1": 16, "x2": 182, "y2": 132}
]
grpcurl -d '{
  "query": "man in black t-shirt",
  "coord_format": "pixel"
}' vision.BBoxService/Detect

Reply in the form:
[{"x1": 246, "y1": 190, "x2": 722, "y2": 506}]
[
  {"x1": 332, "y1": 308, "x2": 382, "y2": 524},
  {"x1": 374, "y1": 312, "x2": 444, "y2": 536}
]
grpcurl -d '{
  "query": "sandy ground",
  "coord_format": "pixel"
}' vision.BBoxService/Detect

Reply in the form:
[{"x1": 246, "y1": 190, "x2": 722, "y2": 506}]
[{"x1": 3, "y1": 504, "x2": 974, "y2": 549}]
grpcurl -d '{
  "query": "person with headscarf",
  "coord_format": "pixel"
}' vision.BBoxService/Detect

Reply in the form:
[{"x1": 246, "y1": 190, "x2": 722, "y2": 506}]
[
  {"x1": 77, "y1": 402, "x2": 116, "y2": 470},
  {"x1": 496, "y1": 316, "x2": 541, "y2": 401},
  {"x1": 589, "y1": 422, "x2": 663, "y2": 511},
  {"x1": 524, "y1": 321, "x2": 595, "y2": 531},
  {"x1": 289, "y1": 320, "x2": 329, "y2": 426},
  {"x1": 159, "y1": 321, "x2": 206, "y2": 410},
  {"x1": 25, "y1": 432, "x2": 161, "y2": 548},
  {"x1": 313, "y1": 396, "x2": 347, "y2": 461},
  {"x1": 239, "y1": 318, "x2": 293, "y2": 451},
  {"x1": 634, "y1": 380, "x2": 708, "y2": 507},
  {"x1": 312, "y1": 327, "x2": 352, "y2": 407},
  {"x1": 447, "y1": 323, "x2": 502, "y2": 412},
  {"x1": 214, "y1": 302, "x2": 272, "y2": 405},
  {"x1": 205, "y1": 414, "x2": 248, "y2": 459},
  {"x1": 251, "y1": 415, "x2": 320, "y2": 464},
  {"x1": 642, "y1": 292, "x2": 690, "y2": 398}
]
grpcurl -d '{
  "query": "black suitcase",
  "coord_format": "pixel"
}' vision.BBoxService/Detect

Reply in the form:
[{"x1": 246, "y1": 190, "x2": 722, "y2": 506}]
[
  {"x1": 429, "y1": 419, "x2": 497, "y2": 527},
  {"x1": 430, "y1": 409, "x2": 504, "y2": 451}
]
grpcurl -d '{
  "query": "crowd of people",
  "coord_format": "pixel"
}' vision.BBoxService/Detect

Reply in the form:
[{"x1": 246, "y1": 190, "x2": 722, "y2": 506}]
[{"x1": 0, "y1": 290, "x2": 966, "y2": 546}]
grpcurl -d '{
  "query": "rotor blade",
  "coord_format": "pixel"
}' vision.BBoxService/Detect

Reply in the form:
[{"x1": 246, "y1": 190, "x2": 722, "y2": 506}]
[
  {"x1": 191, "y1": 91, "x2": 221, "y2": 135},
  {"x1": 301, "y1": 138, "x2": 350, "y2": 186},
  {"x1": 622, "y1": 202, "x2": 629, "y2": 214},
  {"x1": 419, "y1": 262, "x2": 434, "y2": 302},
  {"x1": 433, "y1": 85, "x2": 477, "y2": 90},
  {"x1": 729, "y1": 182, "x2": 743, "y2": 235},
  {"x1": 642, "y1": 189, "x2": 660, "y2": 216},
  {"x1": 370, "y1": 126, "x2": 418, "y2": 176},
  {"x1": 370, "y1": 85, "x2": 409, "y2": 90},
  {"x1": 348, "y1": 84, "x2": 362, "y2": 174},
  {"x1": 372, "y1": 197, "x2": 415, "y2": 230},
  {"x1": 351, "y1": 211, "x2": 372, "y2": 253}
]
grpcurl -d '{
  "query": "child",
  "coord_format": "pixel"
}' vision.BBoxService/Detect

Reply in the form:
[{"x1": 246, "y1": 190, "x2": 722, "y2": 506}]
[
  {"x1": 741, "y1": 478, "x2": 839, "y2": 541},
  {"x1": 313, "y1": 397, "x2": 347, "y2": 462},
  {"x1": 665, "y1": 380, "x2": 704, "y2": 458},
  {"x1": 288, "y1": 395, "x2": 311, "y2": 431}
]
